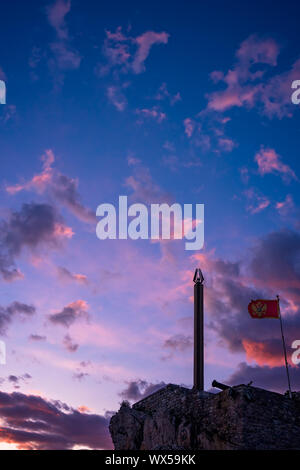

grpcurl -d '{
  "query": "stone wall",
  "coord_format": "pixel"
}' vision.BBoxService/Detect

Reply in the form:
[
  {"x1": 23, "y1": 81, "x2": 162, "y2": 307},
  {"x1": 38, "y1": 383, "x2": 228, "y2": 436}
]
[{"x1": 109, "y1": 384, "x2": 300, "y2": 450}]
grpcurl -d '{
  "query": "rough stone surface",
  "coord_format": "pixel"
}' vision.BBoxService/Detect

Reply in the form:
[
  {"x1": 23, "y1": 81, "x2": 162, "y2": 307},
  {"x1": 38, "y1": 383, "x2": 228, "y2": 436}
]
[{"x1": 109, "y1": 384, "x2": 300, "y2": 450}]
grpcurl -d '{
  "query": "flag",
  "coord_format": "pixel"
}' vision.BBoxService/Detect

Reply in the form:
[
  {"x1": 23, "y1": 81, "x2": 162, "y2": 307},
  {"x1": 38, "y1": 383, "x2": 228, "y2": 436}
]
[{"x1": 248, "y1": 299, "x2": 280, "y2": 319}]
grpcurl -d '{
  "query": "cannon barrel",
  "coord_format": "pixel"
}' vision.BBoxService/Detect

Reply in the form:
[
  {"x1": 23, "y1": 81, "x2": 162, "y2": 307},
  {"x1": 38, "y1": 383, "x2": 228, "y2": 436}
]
[{"x1": 212, "y1": 380, "x2": 230, "y2": 391}]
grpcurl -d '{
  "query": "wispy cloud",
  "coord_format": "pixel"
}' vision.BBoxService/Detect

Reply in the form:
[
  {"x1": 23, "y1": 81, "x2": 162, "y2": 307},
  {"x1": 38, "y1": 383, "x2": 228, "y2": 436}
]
[
  {"x1": 255, "y1": 147, "x2": 297, "y2": 182},
  {"x1": 6, "y1": 150, "x2": 96, "y2": 223}
]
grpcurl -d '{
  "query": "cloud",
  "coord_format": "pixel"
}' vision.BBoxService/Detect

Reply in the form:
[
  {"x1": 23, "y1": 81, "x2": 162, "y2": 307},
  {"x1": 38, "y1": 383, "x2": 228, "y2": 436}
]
[
  {"x1": 0, "y1": 302, "x2": 36, "y2": 335},
  {"x1": 206, "y1": 35, "x2": 280, "y2": 112},
  {"x1": 119, "y1": 379, "x2": 166, "y2": 402},
  {"x1": 99, "y1": 27, "x2": 169, "y2": 110},
  {"x1": 206, "y1": 34, "x2": 300, "y2": 119},
  {"x1": 183, "y1": 118, "x2": 195, "y2": 138},
  {"x1": 135, "y1": 106, "x2": 166, "y2": 124},
  {"x1": 37, "y1": 0, "x2": 82, "y2": 87},
  {"x1": 161, "y1": 334, "x2": 193, "y2": 361},
  {"x1": 6, "y1": 150, "x2": 95, "y2": 224},
  {"x1": 49, "y1": 300, "x2": 89, "y2": 327},
  {"x1": 125, "y1": 159, "x2": 171, "y2": 204},
  {"x1": 163, "y1": 334, "x2": 192, "y2": 352},
  {"x1": 0, "y1": 202, "x2": 73, "y2": 281},
  {"x1": 73, "y1": 372, "x2": 89, "y2": 381},
  {"x1": 0, "y1": 390, "x2": 112, "y2": 449},
  {"x1": 63, "y1": 334, "x2": 79, "y2": 352},
  {"x1": 194, "y1": 230, "x2": 300, "y2": 368},
  {"x1": 57, "y1": 266, "x2": 88, "y2": 285},
  {"x1": 107, "y1": 85, "x2": 127, "y2": 111},
  {"x1": 7, "y1": 374, "x2": 32, "y2": 389},
  {"x1": 226, "y1": 362, "x2": 299, "y2": 394},
  {"x1": 275, "y1": 195, "x2": 294, "y2": 216},
  {"x1": 100, "y1": 27, "x2": 169, "y2": 76},
  {"x1": 255, "y1": 147, "x2": 297, "y2": 182},
  {"x1": 260, "y1": 58, "x2": 300, "y2": 118},
  {"x1": 155, "y1": 83, "x2": 181, "y2": 106},
  {"x1": 183, "y1": 112, "x2": 236, "y2": 154},
  {"x1": 46, "y1": 0, "x2": 71, "y2": 40},
  {"x1": 29, "y1": 334, "x2": 47, "y2": 342},
  {"x1": 132, "y1": 31, "x2": 169, "y2": 74},
  {"x1": 244, "y1": 188, "x2": 270, "y2": 214}
]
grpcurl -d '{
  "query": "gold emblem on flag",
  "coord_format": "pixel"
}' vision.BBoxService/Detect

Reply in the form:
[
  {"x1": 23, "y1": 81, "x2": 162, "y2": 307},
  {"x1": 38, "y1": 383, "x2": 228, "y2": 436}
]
[{"x1": 251, "y1": 301, "x2": 267, "y2": 317}]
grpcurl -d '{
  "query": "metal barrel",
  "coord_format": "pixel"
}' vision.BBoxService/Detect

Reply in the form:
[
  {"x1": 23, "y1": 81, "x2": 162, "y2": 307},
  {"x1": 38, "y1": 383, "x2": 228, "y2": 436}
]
[{"x1": 212, "y1": 380, "x2": 230, "y2": 391}]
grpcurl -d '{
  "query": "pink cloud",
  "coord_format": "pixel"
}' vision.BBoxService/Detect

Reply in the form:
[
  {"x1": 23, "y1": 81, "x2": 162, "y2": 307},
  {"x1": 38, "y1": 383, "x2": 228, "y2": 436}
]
[
  {"x1": 101, "y1": 27, "x2": 169, "y2": 76},
  {"x1": 46, "y1": 0, "x2": 71, "y2": 40},
  {"x1": 218, "y1": 137, "x2": 236, "y2": 152},
  {"x1": 260, "y1": 58, "x2": 300, "y2": 118},
  {"x1": 242, "y1": 339, "x2": 285, "y2": 367},
  {"x1": 207, "y1": 86, "x2": 258, "y2": 112},
  {"x1": 255, "y1": 147, "x2": 297, "y2": 181},
  {"x1": 244, "y1": 188, "x2": 270, "y2": 214},
  {"x1": 205, "y1": 34, "x2": 300, "y2": 118},
  {"x1": 236, "y1": 35, "x2": 280, "y2": 67},
  {"x1": 183, "y1": 112, "x2": 236, "y2": 154},
  {"x1": 44, "y1": 0, "x2": 81, "y2": 86},
  {"x1": 136, "y1": 106, "x2": 166, "y2": 123},
  {"x1": 155, "y1": 83, "x2": 181, "y2": 106},
  {"x1": 275, "y1": 194, "x2": 294, "y2": 215},
  {"x1": 6, "y1": 150, "x2": 95, "y2": 223},
  {"x1": 57, "y1": 266, "x2": 88, "y2": 285},
  {"x1": 132, "y1": 31, "x2": 169, "y2": 74},
  {"x1": 183, "y1": 118, "x2": 195, "y2": 138}
]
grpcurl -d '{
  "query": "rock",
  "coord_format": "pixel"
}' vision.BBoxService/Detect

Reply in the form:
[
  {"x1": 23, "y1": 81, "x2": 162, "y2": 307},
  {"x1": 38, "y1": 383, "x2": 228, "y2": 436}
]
[{"x1": 109, "y1": 384, "x2": 300, "y2": 450}]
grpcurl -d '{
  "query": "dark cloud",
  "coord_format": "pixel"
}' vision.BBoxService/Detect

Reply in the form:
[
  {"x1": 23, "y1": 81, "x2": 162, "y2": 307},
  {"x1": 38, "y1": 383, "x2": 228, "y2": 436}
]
[
  {"x1": 0, "y1": 301, "x2": 36, "y2": 335},
  {"x1": 73, "y1": 372, "x2": 89, "y2": 381},
  {"x1": 163, "y1": 334, "x2": 192, "y2": 352},
  {"x1": 204, "y1": 229, "x2": 300, "y2": 367},
  {"x1": 250, "y1": 230, "x2": 300, "y2": 302},
  {"x1": 0, "y1": 390, "x2": 112, "y2": 449},
  {"x1": 7, "y1": 373, "x2": 32, "y2": 389},
  {"x1": 119, "y1": 379, "x2": 166, "y2": 402},
  {"x1": 226, "y1": 362, "x2": 300, "y2": 394},
  {"x1": 0, "y1": 202, "x2": 70, "y2": 281},
  {"x1": 51, "y1": 174, "x2": 95, "y2": 223},
  {"x1": 49, "y1": 300, "x2": 88, "y2": 327},
  {"x1": 29, "y1": 334, "x2": 47, "y2": 342},
  {"x1": 63, "y1": 334, "x2": 79, "y2": 352}
]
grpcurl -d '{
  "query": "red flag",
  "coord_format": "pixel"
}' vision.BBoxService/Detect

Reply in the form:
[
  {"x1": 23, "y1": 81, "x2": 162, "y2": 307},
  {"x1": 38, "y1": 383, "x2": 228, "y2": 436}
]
[{"x1": 248, "y1": 299, "x2": 280, "y2": 319}]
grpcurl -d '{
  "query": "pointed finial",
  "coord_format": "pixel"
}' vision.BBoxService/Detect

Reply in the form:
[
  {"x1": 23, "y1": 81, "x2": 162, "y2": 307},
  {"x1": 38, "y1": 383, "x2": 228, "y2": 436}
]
[{"x1": 193, "y1": 268, "x2": 204, "y2": 284}]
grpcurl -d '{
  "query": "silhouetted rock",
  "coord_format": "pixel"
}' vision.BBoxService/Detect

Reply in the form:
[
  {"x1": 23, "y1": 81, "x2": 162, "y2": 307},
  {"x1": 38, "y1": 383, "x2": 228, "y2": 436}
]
[{"x1": 109, "y1": 383, "x2": 300, "y2": 450}]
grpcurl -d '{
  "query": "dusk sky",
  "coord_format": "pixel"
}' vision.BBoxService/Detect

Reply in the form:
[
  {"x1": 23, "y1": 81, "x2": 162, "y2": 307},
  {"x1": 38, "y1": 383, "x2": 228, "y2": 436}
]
[{"x1": 0, "y1": 0, "x2": 300, "y2": 449}]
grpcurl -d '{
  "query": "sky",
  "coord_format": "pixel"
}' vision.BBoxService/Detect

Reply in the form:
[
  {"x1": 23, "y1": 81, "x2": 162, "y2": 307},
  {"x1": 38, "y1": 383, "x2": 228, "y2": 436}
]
[{"x1": 0, "y1": 0, "x2": 300, "y2": 450}]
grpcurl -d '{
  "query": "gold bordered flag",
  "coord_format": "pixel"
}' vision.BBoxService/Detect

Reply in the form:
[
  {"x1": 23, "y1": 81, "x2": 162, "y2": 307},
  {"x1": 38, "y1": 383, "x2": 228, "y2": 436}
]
[{"x1": 248, "y1": 299, "x2": 280, "y2": 319}]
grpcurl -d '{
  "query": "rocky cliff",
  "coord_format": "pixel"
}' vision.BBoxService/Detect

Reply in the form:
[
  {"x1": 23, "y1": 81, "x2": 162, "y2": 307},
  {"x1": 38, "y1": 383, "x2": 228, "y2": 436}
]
[{"x1": 109, "y1": 383, "x2": 300, "y2": 450}]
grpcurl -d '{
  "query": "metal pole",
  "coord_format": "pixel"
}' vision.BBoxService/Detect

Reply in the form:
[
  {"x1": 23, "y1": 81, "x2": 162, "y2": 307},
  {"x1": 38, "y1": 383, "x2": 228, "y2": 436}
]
[
  {"x1": 193, "y1": 268, "x2": 204, "y2": 390},
  {"x1": 277, "y1": 295, "x2": 292, "y2": 399}
]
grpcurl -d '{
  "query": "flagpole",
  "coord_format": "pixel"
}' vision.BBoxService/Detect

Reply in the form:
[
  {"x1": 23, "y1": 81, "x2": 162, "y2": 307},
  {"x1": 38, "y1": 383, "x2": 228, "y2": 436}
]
[{"x1": 277, "y1": 295, "x2": 292, "y2": 399}]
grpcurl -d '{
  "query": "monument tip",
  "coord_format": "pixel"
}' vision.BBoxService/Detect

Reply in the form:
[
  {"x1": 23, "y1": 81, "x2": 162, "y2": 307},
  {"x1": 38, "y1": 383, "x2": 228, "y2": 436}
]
[{"x1": 193, "y1": 268, "x2": 204, "y2": 284}]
